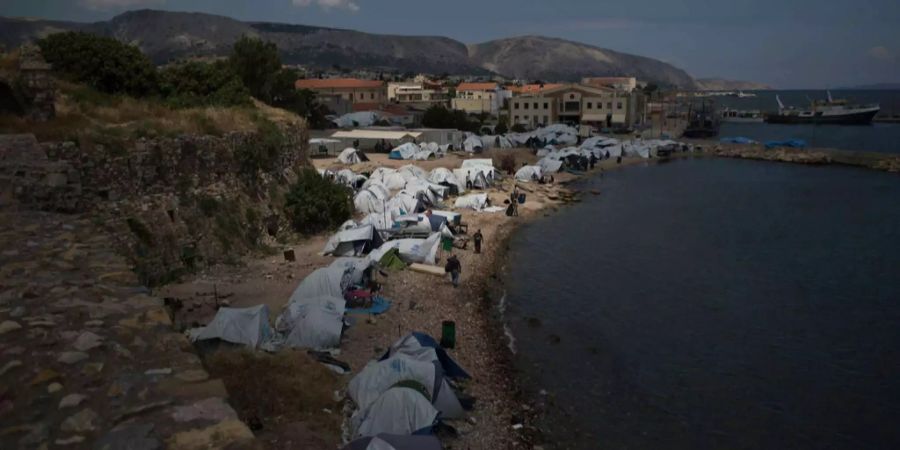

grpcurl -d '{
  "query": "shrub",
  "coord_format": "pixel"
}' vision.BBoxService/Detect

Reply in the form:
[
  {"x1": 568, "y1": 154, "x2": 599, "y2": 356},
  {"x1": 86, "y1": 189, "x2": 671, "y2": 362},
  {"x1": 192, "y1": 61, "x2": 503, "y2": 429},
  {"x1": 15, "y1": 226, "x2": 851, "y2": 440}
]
[
  {"x1": 235, "y1": 118, "x2": 285, "y2": 183},
  {"x1": 511, "y1": 123, "x2": 527, "y2": 133},
  {"x1": 159, "y1": 61, "x2": 251, "y2": 108},
  {"x1": 422, "y1": 105, "x2": 479, "y2": 131},
  {"x1": 284, "y1": 168, "x2": 352, "y2": 235},
  {"x1": 38, "y1": 32, "x2": 158, "y2": 97},
  {"x1": 228, "y1": 36, "x2": 282, "y2": 101}
]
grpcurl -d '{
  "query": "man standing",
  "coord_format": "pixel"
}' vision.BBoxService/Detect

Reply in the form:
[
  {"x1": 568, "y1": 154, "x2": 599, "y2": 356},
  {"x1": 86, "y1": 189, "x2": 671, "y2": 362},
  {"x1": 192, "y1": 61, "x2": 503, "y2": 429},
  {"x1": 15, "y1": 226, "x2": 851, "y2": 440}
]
[
  {"x1": 445, "y1": 255, "x2": 461, "y2": 288},
  {"x1": 473, "y1": 229, "x2": 483, "y2": 254}
]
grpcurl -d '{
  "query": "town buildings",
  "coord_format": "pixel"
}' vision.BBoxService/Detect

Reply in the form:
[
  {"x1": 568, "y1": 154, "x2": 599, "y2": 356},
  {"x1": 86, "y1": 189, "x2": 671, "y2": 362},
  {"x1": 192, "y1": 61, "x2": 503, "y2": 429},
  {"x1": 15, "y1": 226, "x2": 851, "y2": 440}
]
[
  {"x1": 581, "y1": 77, "x2": 638, "y2": 92},
  {"x1": 508, "y1": 83, "x2": 641, "y2": 129},
  {"x1": 451, "y1": 82, "x2": 505, "y2": 115},
  {"x1": 294, "y1": 78, "x2": 387, "y2": 115}
]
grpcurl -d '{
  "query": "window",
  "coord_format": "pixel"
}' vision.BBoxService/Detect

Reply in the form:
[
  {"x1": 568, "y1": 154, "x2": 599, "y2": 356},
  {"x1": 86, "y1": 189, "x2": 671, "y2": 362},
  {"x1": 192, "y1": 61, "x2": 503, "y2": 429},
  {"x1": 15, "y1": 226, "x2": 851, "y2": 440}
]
[
  {"x1": 587, "y1": 102, "x2": 593, "y2": 109},
  {"x1": 370, "y1": 93, "x2": 375, "y2": 100},
  {"x1": 514, "y1": 115, "x2": 519, "y2": 121},
  {"x1": 524, "y1": 115, "x2": 529, "y2": 120},
  {"x1": 359, "y1": 93, "x2": 364, "y2": 100},
  {"x1": 524, "y1": 103, "x2": 529, "y2": 109},
  {"x1": 569, "y1": 94, "x2": 575, "y2": 99},
  {"x1": 533, "y1": 102, "x2": 538, "y2": 109},
  {"x1": 544, "y1": 103, "x2": 549, "y2": 109},
  {"x1": 617, "y1": 102, "x2": 623, "y2": 109},
  {"x1": 607, "y1": 102, "x2": 612, "y2": 109},
  {"x1": 514, "y1": 102, "x2": 519, "y2": 109}
]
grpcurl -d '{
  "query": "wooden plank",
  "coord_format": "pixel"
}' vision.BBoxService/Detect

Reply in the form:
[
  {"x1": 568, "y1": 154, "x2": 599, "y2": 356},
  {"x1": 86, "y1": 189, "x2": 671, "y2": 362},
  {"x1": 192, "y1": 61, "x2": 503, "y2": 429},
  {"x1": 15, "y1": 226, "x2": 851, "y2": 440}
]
[{"x1": 409, "y1": 263, "x2": 445, "y2": 276}]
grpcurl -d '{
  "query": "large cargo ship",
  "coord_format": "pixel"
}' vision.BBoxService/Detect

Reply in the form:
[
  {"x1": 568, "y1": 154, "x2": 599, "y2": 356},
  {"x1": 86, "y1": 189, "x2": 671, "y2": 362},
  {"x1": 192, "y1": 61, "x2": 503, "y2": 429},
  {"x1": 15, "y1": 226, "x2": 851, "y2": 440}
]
[{"x1": 765, "y1": 91, "x2": 880, "y2": 124}]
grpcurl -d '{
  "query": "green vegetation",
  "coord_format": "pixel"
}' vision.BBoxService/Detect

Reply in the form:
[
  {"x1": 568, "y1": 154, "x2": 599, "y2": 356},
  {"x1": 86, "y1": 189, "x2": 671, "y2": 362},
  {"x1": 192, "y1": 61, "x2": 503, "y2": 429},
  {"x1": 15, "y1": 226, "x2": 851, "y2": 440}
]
[
  {"x1": 284, "y1": 168, "x2": 352, "y2": 235},
  {"x1": 235, "y1": 117, "x2": 286, "y2": 184},
  {"x1": 511, "y1": 123, "x2": 527, "y2": 133},
  {"x1": 422, "y1": 105, "x2": 480, "y2": 132},
  {"x1": 38, "y1": 32, "x2": 158, "y2": 97},
  {"x1": 159, "y1": 61, "x2": 251, "y2": 108},
  {"x1": 494, "y1": 116, "x2": 509, "y2": 134}
]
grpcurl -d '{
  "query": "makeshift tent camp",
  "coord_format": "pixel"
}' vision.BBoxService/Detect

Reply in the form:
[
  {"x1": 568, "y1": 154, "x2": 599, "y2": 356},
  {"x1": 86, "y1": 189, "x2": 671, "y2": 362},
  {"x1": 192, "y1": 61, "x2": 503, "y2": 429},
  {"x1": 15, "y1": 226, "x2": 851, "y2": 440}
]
[
  {"x1": 381, "y1": 332, "x2": 470, "y2": 380},
  {"x1": 333, "y1": 111, "x2": 380, "y2": 128},
  {"x1": 515, "y1": 165, "x2": 543, "y2": 182},
  {"x1": 188, "y1": 305, "x2": 273, "y2": 349},
  {"x1": 482, "y1": 135, "x2": 513, "y2": 149},
  {"x1": 336, "y1": 169, "x2": 368, "y2": 190},
  {"x1": 398, "y1": 165, "x2": 427, "y2": 181},
  {"x1": 350, "y1": 386, "x2": 439, "y2": 438},
  {"x1": 354, "y1": 188, "x2": 388, "y2": 215},
  {"x1": 338, "y1": 147, "x2": 369, "y2": 164},
  {"x1": 323, "y1": 224, "x2": 384, "y2": 257},
  {"x1": 329, "y1": 257, "x2": 375, "y2": 286},
  {"x1": 280, "y1": 298, "x2": 346, "y2": 350},
  {"x1": 454, "y1": 193, "x2": 489, "y2": 211},
  {"x1": 371, "y1": 171, "x2": 408, "y2": 191},
  {"x1": 367, "y1": 233, "x2": 442, "y2": 265},
  {"x1": 342, "y1": 434, "x2": 441, "y2": 450},
  {"x1": 386, "y1": 191, "x2": 424, "y2": 218},
  {"x1": 389, "y1": 143, "x2": 420, "y2": 160},
  {"x1": 463, "y1": 135, "x2": 483, "y2": 153},
  {"x1": 348, "y1": 355, "x2": 465, "y2": 419},
  {"x1": 377, "y1": 248, "x2": 407, "y2": 271}
]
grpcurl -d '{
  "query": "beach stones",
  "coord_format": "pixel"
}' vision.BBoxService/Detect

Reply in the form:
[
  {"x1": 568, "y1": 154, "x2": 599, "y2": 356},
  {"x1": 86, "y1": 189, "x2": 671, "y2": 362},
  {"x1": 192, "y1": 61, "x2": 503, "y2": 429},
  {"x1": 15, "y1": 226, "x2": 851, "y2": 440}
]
[
  {"x1": 57, "y1": 352, "x2": 88, "y2": 365},
  {"x1": 0, "y1": 320, "x2": 22, "y2": 335},
  {"x1": 59, "y1": 394, "x2": 87, "y2": 409}
]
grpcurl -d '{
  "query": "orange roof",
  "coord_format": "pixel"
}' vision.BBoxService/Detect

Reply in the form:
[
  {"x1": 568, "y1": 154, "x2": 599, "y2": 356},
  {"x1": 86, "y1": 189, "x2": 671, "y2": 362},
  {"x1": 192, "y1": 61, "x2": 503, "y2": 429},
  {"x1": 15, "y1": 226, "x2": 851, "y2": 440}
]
[
  {"x1": 295, "y1": 78, "x2": 384, "y2": 89},
  {"x1": 456, "y1": 82, "x2": 498, "y2": 92},
  {"x1": 507, "y1": 83, "x2": 565, "y2": 94},
  {"x1": 352, "y1": 102, "x2": 383, "y2": 112}
]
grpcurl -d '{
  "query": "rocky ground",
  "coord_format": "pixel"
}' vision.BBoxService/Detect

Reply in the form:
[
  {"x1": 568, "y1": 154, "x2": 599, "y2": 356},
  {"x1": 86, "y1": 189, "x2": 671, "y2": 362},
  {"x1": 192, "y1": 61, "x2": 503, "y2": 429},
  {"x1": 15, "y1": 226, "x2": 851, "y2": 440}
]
[{"x1": 0, "y1": 208, "x2": 256, "y2": 449}]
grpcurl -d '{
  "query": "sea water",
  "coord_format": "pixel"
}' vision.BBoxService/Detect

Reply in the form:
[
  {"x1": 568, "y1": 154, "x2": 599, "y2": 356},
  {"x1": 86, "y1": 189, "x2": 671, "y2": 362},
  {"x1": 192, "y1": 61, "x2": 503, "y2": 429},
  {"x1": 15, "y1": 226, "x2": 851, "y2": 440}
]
[{"x1": 505, "y1": 158, "x2": 900, "y2": 449}]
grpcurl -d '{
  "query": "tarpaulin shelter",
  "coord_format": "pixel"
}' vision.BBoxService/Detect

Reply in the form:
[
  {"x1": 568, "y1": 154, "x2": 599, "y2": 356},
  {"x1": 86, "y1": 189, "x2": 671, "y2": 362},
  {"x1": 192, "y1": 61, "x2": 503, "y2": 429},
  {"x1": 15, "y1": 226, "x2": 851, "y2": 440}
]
[
  {"x1": 280, "y1": 298, "x2": 346, "y2": 350},
  {"x1": 452, "y1": 168, "x2": 489, "y2": 190},
  {"x1": 428, "y1": 167, "x2": 465, "y2": 195},
  {"x1": 188, "y1": 305, "x2": 273, "y2": 349},
  {"x1": 765, "y1": 139, "x2": 807, "y2": 149},
  {"x1": 389, "y1": 143, "x2": 420, "y2": 160},
  {"x1": 454, "y1": 193, "x2": 489, "y2": 211},
  {"x1": 333, "y1": 111, "x2": 380, "y2": 128},
  {"x1": 349, "y1": 386, "x2": 439, "y2": 438},
  {"x1": 348, "y1": 355, "x2": 466, "y2": 419},
  {"x1": 342, "y1": 434, "x2": 441, "y2": 450},
  {"x1": 463, "y1": 135, "x2": 483, "y2": 153},
  {"x1": 515, "y1": 165, "x2": 543, "y2": 182},
  {"x1": 377, "y1": 248, "x2": 407, "y2": 271},
  {"x1": 323, "y1": 224, "x2": 384, "y2": 257},
  {"x1": 338, "y1": 147, "x2": 370, "y2": 164},
  {"x1": 537, "y1": 157, "x2": 563, "y2": 173},
  {"x1": 367, "y1": 233, "x2": 442, "y2": 265},
  {"x1": 380, "y1": 332, "x2": 470, "y2": 380},
  {"x1": 286, "y1": 265, "x2": 353, "y2": 303}
]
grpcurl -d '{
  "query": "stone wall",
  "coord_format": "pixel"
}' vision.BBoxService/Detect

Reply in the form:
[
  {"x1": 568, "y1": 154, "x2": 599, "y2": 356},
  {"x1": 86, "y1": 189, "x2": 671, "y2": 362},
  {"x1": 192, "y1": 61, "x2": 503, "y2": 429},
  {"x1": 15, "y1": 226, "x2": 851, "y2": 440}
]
[{"x1": 1, "y1": 126, "x2": 310, "y2": 285}]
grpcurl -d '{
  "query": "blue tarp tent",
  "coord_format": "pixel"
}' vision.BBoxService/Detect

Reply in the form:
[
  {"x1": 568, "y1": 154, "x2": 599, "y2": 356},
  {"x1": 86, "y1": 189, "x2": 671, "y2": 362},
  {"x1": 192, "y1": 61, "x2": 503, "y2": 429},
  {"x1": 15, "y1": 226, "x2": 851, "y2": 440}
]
[
  {"x1": 765, "y1": 139, "x2": 808, "y2": 149},
  {"x1": 720, "y1": 136, "x2": 757, "y2": 144},
  {"x1": 380, "y1": 332, "x2": 470, "y2": 380}
]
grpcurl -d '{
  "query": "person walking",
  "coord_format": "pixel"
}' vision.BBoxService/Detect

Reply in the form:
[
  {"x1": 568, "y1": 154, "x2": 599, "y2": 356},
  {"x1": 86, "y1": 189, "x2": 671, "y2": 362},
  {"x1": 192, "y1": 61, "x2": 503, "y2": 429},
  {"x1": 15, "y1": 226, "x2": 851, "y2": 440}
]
[
  {"x1": 445, "y1": 255, "x2": 461, "y2": 288},
  {"x1": 473, "y1": 229, "x2": 483, "y2": 254}
]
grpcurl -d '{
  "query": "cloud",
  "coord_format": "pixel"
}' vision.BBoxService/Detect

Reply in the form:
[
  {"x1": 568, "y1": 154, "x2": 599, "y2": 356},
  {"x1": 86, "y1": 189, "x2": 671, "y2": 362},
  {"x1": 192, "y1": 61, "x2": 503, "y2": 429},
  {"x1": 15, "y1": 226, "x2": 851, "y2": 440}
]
[
  {"x1": 564, "y1": 18, "x2": 644, "y2": 31},
  {"x1": 293, "y1": 0, "x2": 360, "y2": 12},
  {"x1": 867, "y1": 46, "x2": 895, "y2": 62},
  {"x1": 81, "y1": 0, "x2": 166, "y2": 10}
]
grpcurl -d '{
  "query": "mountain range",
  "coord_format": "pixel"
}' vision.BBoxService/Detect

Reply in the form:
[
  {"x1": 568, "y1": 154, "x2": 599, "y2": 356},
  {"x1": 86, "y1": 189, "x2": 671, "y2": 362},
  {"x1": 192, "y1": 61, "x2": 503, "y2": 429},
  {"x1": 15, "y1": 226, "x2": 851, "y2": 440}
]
[
  {"x1": 0, "y1": 9, "x2": 702, "y2": 88},
  {"x1": 694, "y1": 78, "x2": 773, "y2": 91}
]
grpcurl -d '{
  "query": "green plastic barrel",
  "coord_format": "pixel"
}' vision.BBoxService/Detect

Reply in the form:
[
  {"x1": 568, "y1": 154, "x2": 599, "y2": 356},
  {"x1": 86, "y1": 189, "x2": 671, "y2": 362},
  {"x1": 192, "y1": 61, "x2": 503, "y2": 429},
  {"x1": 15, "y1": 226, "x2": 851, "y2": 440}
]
[
  {"x1": 440, "y1": 320, "x2": 456, "y2": 349},
  {"x1": 442, "y1": 237, "x2": 453, "y2": 252}
]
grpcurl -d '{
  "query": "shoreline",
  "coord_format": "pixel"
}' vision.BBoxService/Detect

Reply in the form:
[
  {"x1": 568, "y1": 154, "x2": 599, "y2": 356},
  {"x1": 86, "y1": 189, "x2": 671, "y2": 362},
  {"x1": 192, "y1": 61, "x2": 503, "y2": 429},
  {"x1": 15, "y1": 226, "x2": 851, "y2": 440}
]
[{"x1": 158, "y1": 143, "x2": 895, "y2": 449}]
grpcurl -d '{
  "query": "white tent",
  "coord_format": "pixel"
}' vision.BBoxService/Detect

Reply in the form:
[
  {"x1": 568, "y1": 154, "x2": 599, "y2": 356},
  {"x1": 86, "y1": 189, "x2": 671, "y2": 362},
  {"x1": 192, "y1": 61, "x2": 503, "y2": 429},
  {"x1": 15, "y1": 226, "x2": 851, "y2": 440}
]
[
  {"x1": 515, "y1": 165, "x2": 543, "y2": 182},
  {"x1": 188, "y1": 305, "x2": 273, "y2": 348},
  {"x1": 454, "y1": 193, "x2": 489, "y2": 211},
  {"x1": 348, "y1": 356, "x2": 465, "y2": 419},
  {"x1": 452, "y1": 168, "x2": 489, "y2": 190},
  {"x1": 463, "y1": 135, "x2": 483, "y2": 153},
  {"x1": 350, "y1": 387, "x2": 439, "y2": 439},
  {"x1": 323, "y1": 224, "x2": 381, "y2": 257},
  {"x1": 329, "y1": 257, "x2": 375, "y2": 286},
  {"x1": 428, "y1": 168, "x2": 465, "y2": 194},
  {"x1": 385, "y1": 191, "x2": 422, "y2": 219},
  {"x1": 537, "y1": 157, "x2": 564, "y2": 173},
  {"x1": 333, "y1": 111, "x2": 380, "y2": 128},
  {"x1": 338, "y1": 147, "x2": 369, "y2": 164},
  {"x1": 354, "y1": 187, "x2": 389, "y2": 215},
  {"x1": 282, "y1": 301, "x2": 346, "y2": 350},
  {"x1": 336, "y1": 169, "x2": 367, "y2": 189},
  {"x1": 397, "y1": 165, "x2": 427, "y2": 181},
  {"x1": 367, "y1": 233, "x2": 442, "y2": 265},
  {"x1": 461, "y1": 159, "x2": 493, "y2": 170},
  {"x1": 482, "y1": 135, "x2": 513, "y2": 149},
  {"x1": 389, "y1": 143, "x2": 420, "y2": 160},
  {"x1": 286, "y1": 266, "x2": 352, "y2": 304}
]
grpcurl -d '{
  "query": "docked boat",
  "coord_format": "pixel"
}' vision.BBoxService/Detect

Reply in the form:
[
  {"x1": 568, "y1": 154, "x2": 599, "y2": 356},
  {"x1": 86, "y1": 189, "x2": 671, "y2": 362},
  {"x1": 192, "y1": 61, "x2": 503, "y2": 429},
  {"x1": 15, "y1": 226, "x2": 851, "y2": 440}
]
[
  {"x1": 765, "y1": 91, "x2": 880, "y2": 125},
  {"x1": 720, "y1": 108, "x2": 764, "y2": 123},
  {"x1": 682, "y1": 100, "x2": 720, "y2": 138}
]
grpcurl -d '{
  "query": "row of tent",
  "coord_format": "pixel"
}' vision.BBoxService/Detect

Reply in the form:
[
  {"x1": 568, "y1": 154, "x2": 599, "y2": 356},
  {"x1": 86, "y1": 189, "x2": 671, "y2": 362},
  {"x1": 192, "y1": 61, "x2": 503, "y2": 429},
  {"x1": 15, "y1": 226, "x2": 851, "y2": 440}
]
[{"x1": 389, "y1": 142, "x2": 449, "y2": 161}]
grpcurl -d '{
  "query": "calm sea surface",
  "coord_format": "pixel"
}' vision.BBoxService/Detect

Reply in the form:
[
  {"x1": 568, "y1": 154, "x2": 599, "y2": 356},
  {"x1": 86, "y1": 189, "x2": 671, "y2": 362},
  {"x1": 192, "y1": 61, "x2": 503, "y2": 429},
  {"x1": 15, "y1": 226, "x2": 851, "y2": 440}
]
[
  {"x1": 712, "y1": 90, "x2": 900, "y2": 153},
  {"x1": 504, "y1": 158, "x2": 900, "y2": 449}
]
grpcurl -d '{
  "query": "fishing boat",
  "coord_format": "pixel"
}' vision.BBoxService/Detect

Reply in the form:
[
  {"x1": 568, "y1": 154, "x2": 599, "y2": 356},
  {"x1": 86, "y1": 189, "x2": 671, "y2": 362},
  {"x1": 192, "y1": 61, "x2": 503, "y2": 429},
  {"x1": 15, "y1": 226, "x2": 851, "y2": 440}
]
[
  {"x1": 682, "y1": 100, "x2": 720, "y2": 138},
  {"x1": 720, "y1": 108, "x2": 764, "y2": 123},
  {"x1": 765, "y1": 91, "x2": 880, "y2": 125}
]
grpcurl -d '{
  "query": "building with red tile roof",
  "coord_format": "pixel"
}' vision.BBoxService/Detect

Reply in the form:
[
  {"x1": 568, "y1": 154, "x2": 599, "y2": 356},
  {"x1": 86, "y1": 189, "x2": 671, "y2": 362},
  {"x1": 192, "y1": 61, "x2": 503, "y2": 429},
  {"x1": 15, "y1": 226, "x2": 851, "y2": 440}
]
[{"x1": 295, "y1": 78, "x2": 387, "y2": 114}]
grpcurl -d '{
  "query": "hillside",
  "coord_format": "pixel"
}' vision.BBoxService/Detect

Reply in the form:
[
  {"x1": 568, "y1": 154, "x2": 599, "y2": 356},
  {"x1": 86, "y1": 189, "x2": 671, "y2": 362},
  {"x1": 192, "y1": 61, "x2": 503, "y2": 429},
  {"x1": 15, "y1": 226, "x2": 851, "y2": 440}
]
[
  {"x1": 1, "y1": 10, "x2": 696, "y2": 87},
  {"x1": 695, "y1": 78, "x2": 772, "y2": 91},
  {"x1": 468, "y1": 36, "x2": 696, "y2": 88}
]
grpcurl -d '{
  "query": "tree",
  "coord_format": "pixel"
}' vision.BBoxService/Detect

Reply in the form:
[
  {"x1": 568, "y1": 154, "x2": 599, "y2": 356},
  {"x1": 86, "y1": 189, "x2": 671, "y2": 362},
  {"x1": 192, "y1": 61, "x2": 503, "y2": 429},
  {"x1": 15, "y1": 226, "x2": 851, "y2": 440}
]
[
  {"x1": 422, "y1": 105, "x2": 480, "y2": 132},
  {"x1": 511, "y1": 123, "x2": 527, "y2": 133},
  {"x1": 495, "y1": 116, "x2": 509, "y2": 134},
  {"x1": 228, "y1": 36, "x2": 282, "y2": 101},
  {"x1": 37, "y1": 32, "x2": 157, "y2": 96},
  {"x1": 284, "y1": 168, "x2": 352, "y2": 234},
  {"x1": 159, "y1": 61, "x2": 251, "y2": 108}
]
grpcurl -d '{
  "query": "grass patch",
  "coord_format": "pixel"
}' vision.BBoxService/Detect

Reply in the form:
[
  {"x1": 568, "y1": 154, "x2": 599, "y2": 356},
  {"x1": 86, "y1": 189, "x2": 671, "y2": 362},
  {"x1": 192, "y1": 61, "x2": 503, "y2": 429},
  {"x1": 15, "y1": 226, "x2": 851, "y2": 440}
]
[{"x1": 205, "y1": 349, "x2": 342, "y2": 438}]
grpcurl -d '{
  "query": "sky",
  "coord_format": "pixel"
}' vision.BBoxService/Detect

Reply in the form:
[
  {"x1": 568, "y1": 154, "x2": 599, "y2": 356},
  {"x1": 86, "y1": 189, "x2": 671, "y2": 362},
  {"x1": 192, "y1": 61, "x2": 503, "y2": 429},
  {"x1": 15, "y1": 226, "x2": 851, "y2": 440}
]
[{"x1": 2, "y1": 0, "x2": 899, "y2": 88}]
